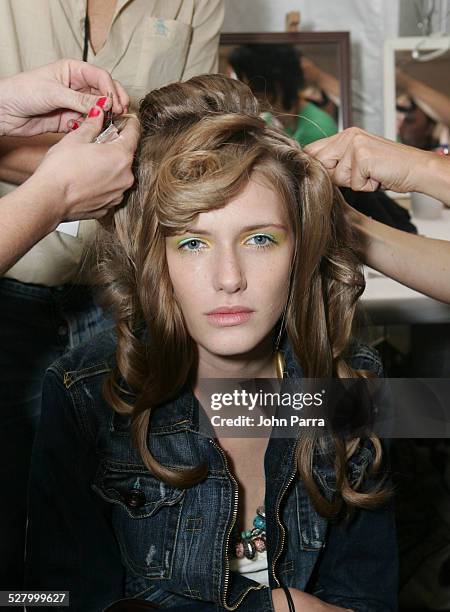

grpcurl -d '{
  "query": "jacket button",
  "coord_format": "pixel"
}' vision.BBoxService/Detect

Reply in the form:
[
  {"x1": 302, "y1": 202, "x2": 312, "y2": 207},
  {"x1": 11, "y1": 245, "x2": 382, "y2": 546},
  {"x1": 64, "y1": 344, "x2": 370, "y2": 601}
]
[{"x1": 123, "y1": 488, "x2": 146, "y2": 508}]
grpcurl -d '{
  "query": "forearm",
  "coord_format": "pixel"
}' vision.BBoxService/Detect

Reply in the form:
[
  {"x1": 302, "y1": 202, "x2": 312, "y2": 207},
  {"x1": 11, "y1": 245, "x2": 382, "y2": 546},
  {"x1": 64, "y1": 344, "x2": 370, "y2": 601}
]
[
  {"x1": 350, "y1": 206, "x2": 450, "y2": 302},
  {"x1": 407, "y1": 78, "x2": 450, "y2": 128},
  {"x1": 0, "y1": 176, "x2": 60, "y2": 273},
  {"x1": 0, "y1": 133, "x2": 62, "y2": 184},
  {"x1": 317, "y1": 71, "x2": 340, "y2": 103}
]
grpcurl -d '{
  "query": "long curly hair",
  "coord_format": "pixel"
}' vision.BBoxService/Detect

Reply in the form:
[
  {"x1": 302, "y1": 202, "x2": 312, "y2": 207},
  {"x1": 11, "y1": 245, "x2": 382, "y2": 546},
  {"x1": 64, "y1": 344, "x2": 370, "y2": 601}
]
[{"x1": 96, "y1": 74, "x2": 389, "y2": 517}]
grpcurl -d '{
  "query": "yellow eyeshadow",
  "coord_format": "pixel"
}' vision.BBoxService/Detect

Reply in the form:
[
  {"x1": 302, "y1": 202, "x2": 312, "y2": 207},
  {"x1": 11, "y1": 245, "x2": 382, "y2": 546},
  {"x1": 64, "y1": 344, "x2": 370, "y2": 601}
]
[
  {"x1": 242, "y1": 231, "x2": 283, "y2": 244},
  {"x1": 174, "y1": 236, "x2": 212, "y2": 249}
]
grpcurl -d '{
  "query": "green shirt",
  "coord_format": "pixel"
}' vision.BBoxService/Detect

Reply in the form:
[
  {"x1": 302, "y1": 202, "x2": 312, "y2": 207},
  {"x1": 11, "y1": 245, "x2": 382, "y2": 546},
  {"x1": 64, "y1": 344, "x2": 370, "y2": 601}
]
[{"x1": 285, "y1": 102, "x2": 338, "y2": 147}]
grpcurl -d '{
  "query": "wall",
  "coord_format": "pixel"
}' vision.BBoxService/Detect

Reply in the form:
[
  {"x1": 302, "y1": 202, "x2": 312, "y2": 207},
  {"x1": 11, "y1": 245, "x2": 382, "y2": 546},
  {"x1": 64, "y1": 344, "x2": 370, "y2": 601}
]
[{"x1": 223, "y1": 0, "x2": 399, "y2": 134}]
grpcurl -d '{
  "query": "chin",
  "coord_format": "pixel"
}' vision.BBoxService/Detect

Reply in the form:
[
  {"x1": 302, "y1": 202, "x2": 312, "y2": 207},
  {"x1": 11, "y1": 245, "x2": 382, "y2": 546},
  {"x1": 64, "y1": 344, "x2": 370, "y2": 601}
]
[{"x1": 199, "y1": 329, "x2": 271, "y2": 359}]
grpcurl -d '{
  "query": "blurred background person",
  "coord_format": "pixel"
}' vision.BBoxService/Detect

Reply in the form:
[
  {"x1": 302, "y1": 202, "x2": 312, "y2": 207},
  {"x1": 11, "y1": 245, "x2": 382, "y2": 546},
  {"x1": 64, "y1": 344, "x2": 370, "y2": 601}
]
[{"x1": 227, "y1": 42, "x2": 338, "y2": 146}]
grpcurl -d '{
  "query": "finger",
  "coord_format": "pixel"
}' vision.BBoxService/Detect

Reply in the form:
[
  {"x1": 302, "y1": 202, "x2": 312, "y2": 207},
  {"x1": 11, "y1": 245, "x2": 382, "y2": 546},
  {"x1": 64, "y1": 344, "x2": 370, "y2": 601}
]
[
  {"x1": 351, "y1": 150, "x2": 380, "y2": 192},
  {"x1": 64, "y1": 105, "x2": 104, "y2": 142},
  {"x1": 329, "y1": 142, "x2": 354, "y2": 188},
  {"x1": 67, "y1": 118, "x2": 83, "y2": 131},
  {"x1": 350, "y1": 157, "x2": 380, "y2": 192},
  {"x1": 115, "y1": 116, "x2": 140, "y2": 154},
  {"x1": 304, "y1": 134, "x2": 338, "y2": 157},
  {"x1": 68, "y1": 60, "x2": 124, "y2": 114},
  {"x1": 351, "y1": 153, "x2": 380, "y2": 191},
  {"x1": 52, "y1": 86, "x2": 112, "y2": 118},
  {"x1": 305, "y1": 129, "x2": 360, "y2": 170},
  {"x1": 107, "y1": 195, "x2": 126, "y2": 208},
  {"x1": 112, "y1": 79, "x2": 130, "y2": 114}
]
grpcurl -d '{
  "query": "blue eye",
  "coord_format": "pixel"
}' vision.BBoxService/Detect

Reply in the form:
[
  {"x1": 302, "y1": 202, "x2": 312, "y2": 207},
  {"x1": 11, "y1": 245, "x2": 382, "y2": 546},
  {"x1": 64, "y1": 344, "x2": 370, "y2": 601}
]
[
  {"x1": 245, "y1": 234, "x2": 276, "y2": 248},
  {"x1": 178, "y1": 238, "x2": 207, "y2": 252}
]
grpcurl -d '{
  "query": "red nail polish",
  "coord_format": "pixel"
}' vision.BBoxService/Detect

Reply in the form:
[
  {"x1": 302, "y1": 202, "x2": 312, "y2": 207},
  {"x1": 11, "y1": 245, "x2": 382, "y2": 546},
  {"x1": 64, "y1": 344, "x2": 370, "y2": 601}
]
[
  {"x1": 96, "y1": 96, "x2": 108, "y2": 108},
  {"x1": 88, "y1": 106, "x2": 101, "y2": 118},
  {"x1": 70, "y1": 120, "x2": 80, "y2": 130}
]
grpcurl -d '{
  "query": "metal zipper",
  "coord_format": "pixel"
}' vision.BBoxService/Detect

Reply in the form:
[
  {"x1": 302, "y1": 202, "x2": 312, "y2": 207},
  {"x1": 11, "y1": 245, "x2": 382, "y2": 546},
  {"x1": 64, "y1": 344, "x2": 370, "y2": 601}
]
[
  {"x1": 270, "y1": 439, "x2": 299, "y2": 587},
  {"x1": 209, "y1": 438, "x2": 267, "y2": 610}
]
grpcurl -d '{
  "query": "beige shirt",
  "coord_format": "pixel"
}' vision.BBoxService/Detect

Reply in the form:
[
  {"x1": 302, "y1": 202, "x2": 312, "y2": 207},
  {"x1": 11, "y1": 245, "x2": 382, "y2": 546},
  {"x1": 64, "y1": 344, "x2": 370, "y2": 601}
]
[{"x1": 0, "y1": 0, "x2": 224, "y2": 285}]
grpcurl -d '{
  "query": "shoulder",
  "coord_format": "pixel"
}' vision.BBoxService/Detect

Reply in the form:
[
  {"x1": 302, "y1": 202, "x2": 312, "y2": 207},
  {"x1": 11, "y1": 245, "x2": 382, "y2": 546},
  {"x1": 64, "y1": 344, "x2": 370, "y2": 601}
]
[
  {"x1": 46, "y1": 328, "x2": 118, "y2": 387},
  {"x1": 345, "y1": 342, "x2": 384, "y2": 377},
  {"x1": 301, "y1": 102, "x2": 338, "y2": 134},
  {"x1": 40, "y1": 329, "x2": 123, "y2": 445}
]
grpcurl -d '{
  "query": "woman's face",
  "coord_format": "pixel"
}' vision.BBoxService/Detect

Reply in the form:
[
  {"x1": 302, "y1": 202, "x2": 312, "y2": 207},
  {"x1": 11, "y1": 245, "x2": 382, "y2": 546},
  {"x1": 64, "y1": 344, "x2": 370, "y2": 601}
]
[{"x1": 165, "y1": 175, "x2": 294, "y2": 360}]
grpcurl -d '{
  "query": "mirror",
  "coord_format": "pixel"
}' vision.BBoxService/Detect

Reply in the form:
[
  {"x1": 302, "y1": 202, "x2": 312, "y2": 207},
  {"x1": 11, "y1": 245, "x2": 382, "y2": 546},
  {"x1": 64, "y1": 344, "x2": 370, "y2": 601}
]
[
  {"x1": 219, "y1": 32, "x2": 352, "y2": 147},
  {"x1": 384, "y1": 36, "x2": 450, "y2": 151}
]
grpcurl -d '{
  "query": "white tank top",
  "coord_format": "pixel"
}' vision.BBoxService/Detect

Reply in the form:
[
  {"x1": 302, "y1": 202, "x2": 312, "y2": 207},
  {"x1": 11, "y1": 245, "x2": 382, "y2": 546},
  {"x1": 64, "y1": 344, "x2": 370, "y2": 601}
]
[{"x1": 230, "y1": 549, "x2": 270, "y2": 586}]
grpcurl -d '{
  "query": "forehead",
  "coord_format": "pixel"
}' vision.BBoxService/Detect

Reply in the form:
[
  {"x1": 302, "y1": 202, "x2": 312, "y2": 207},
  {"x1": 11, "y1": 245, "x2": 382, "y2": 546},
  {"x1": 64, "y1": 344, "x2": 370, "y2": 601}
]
[{"x1": 190, "y1": 176, "x2": 288, "y2": 231}]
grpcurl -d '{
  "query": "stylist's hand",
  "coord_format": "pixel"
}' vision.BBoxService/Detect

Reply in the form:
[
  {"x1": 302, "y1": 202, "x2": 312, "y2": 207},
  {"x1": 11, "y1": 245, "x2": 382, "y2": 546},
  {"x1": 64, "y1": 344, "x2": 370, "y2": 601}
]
[
  {"x1": 26, "y1": 101, "x2": 139, "y2": 225},
  {"x1": 304, "y1": 127, "x2": 428, "y2": 194},
  {"x1": 272, "y1": 587, "x2": 353, "y2": 611},
  {"x1": 0, "y1": 59, "x2": 128, "y2": 137}
]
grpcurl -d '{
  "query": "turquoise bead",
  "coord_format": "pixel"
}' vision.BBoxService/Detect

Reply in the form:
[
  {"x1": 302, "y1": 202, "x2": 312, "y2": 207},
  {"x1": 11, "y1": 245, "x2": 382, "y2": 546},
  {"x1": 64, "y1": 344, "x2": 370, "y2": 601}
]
[{"x1": 253, "y1": 515, "x2": 265, "y2": 529}]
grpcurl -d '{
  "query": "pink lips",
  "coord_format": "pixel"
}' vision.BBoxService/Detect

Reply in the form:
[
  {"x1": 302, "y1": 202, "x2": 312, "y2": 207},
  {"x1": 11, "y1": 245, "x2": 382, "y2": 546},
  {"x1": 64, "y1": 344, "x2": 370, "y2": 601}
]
[{"x1": 206, "y1": 306, "x2": 254, "y2": 327}]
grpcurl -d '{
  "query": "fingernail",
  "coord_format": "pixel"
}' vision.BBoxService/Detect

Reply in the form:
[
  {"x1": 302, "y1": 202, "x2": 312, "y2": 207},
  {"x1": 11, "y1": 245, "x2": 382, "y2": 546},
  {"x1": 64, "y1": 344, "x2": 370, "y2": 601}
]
[
  {"x1": 67, "y1": 119, "x2": 79, "y2": 130},
  {"x1": 96, "y1": 96, "x2": 108, "y2": 108},
  {"x1": 88, "y1": 106, "x2": 101, "y2": 118}
]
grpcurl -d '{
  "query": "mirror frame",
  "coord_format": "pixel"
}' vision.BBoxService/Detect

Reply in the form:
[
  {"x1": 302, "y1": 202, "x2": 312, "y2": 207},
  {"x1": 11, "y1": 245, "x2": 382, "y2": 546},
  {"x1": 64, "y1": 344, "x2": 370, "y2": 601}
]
[
  {"x1": 219, "y1": 31, "x2": 352, "y2": 129},
  {"x1": 384, "y1": 36, "x2": 450, "y2": 141}
]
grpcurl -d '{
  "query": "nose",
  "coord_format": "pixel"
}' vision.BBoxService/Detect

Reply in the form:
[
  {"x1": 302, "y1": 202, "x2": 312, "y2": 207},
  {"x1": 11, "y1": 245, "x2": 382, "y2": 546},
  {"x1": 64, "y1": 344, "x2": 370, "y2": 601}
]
[{"x1": 212, "y1": 247, "x2": 247, "y2": 294}]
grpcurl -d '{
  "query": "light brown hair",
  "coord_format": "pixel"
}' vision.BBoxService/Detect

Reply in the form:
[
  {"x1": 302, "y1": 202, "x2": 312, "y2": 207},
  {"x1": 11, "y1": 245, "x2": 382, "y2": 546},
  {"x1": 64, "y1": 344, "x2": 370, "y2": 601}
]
[{"x1": 96, "y1": 74, "x2": 389, "y2": 517}]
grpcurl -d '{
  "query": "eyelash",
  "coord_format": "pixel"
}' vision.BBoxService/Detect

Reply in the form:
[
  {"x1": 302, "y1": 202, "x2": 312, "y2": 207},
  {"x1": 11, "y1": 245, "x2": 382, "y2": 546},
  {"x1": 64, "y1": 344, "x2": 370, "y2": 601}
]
[
  {"x1": 245, "y1": 234, "x2": 277, "y2": 249},
  {"x1": 177, "y1": 234, "x2": 278, "y2": 253}
]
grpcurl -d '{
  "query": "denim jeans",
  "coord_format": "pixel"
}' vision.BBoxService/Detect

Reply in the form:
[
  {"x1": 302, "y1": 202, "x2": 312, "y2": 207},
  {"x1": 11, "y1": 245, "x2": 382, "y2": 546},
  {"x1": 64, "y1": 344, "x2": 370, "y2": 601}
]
[{"x1": 0, "y1": 278, "x2": 113, "y2": 589}]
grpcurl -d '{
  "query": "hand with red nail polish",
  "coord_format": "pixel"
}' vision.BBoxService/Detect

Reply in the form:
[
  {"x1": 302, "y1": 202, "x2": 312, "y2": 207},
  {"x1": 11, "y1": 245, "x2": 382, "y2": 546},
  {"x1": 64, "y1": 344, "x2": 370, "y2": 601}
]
[
  {"x1": 88, "y1": 107, "x2": 101, "y2": 118},
  {"x1": 0, "y1": 58, "x2": 129, "y2": 137},
  {"x1": 27, "y1": 111, "x2": 139, "y2": 226},
  {"x1": 96, "y1": 96, "x2": 108, "y2": 108}
]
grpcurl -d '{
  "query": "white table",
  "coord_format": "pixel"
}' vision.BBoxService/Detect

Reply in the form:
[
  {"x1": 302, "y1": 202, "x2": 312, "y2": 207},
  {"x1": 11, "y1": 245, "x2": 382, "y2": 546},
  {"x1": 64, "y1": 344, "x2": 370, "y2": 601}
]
[{"x1": 361, "y1": 209, "x2": 450, "y2": 325}]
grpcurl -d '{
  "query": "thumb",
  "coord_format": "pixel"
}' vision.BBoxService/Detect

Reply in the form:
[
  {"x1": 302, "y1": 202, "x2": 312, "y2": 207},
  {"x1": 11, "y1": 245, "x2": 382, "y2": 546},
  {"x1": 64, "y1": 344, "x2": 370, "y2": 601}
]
[{"x1": 66, "y1": 105, "x2": 105, "y2": 142}]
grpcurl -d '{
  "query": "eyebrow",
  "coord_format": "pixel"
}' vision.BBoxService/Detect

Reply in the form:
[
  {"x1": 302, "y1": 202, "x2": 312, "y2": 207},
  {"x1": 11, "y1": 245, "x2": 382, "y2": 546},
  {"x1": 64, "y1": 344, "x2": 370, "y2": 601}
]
[{"x1": 181, "y1": 223, "x2": 288, "y2": 235}]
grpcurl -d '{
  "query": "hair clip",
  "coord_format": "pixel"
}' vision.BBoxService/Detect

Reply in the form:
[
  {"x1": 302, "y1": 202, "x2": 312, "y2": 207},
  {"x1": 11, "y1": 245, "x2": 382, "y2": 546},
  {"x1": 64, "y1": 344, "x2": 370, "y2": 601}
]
[{"x1": 103, "y1": 91, "x2": 114, "y2": 129}]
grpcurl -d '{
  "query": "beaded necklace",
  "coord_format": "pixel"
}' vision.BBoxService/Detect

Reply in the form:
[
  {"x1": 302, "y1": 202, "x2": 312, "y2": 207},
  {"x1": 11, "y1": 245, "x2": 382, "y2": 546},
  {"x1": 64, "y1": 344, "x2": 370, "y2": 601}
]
[
  {"x1": 230, "y1": 350, "x2": 284, "y2": 560},
  {"x1": 232, "y1": 505, "x2": 266, "y2": 559}
]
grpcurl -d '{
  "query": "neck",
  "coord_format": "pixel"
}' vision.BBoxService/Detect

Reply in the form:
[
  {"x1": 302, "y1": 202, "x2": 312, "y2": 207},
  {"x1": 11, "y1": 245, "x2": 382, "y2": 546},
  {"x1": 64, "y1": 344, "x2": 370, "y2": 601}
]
[{"x1": 195, "y1": 336, "x2": 278, "y2": 381}]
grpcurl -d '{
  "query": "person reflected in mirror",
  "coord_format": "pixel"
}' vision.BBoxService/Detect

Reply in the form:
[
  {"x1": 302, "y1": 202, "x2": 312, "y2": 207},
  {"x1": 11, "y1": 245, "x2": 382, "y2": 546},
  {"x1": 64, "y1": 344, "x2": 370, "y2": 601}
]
[
  {"x1": 397, "y1": 67, "x2": 450, "y2": 135},
  {"x1": 300, "y1": 55, "x2": 340, "y2": 123},
  {"x1": 396, "y1": 95, "x2": 440, "y2": 150},
  {"x1": 227, "y1": 43, "x2": 338, "y2": 147}
]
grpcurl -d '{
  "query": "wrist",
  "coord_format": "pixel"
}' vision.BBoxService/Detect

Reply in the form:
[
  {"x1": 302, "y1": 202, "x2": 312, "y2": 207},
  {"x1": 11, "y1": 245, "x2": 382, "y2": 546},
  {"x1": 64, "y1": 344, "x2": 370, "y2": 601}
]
[
  {"x1": 0, "y1": 75, "x2": 15, "y2": 136},
  {"x1": 416, "y1": 151, "x2": 450, "y2": 205},
  {"x1": 345, "y1": 202, "x2": 376, "y2": 265},
  {"x1": 271, "y1": 587, "x2": 290, "y2": 612},
  {"x1": 18, "y1": 174, "x2": 64, "y2": 233}
]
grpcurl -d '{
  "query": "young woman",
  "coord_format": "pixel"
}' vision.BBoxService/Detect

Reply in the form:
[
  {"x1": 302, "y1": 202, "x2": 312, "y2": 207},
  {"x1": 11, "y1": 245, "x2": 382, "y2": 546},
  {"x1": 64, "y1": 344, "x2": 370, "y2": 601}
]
[{"x1": 24, "y1": 75, "x2": 397, "y2": 612}]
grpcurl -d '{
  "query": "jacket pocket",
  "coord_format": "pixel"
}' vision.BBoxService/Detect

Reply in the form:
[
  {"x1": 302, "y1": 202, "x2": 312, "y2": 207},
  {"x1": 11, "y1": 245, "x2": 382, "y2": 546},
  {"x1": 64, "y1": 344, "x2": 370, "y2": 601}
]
[
  {"x1": 92, "y1": 459, "x2": 185, "y2": 578},
  {"x1": 313, "y1": 441, "x2": 377, "y2": 497}
]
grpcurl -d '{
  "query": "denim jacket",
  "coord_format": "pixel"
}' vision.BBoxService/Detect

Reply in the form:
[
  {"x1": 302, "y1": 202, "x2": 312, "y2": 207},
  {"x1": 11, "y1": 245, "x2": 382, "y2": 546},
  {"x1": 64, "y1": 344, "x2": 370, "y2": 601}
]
[{"x1": 24, "y1": 330, "x2": 398, "y2": 611}]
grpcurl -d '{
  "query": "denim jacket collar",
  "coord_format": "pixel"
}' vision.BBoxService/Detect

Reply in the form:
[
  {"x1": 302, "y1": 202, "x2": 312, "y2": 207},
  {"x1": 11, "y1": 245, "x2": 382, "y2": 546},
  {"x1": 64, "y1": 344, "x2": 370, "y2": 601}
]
[{"x1": 149, "y1": 334, "x2": 303, "y2": 433}]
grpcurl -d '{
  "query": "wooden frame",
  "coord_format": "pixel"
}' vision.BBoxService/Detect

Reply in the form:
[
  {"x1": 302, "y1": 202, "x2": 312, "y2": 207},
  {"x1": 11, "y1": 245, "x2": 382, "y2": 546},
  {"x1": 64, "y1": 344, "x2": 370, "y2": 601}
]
[{"x1": 220, "y1": 31, "x2": 352, "y2": 128}]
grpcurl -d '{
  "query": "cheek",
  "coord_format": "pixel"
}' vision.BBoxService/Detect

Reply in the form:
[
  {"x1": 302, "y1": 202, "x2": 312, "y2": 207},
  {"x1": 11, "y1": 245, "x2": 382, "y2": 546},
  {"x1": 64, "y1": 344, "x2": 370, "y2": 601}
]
[
  {"x1": 166, "y1": 252, "x2": 209, "y2": 321},
  {"x1": 249, "y1": 250, "x2": 292, "y2": 313}
]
